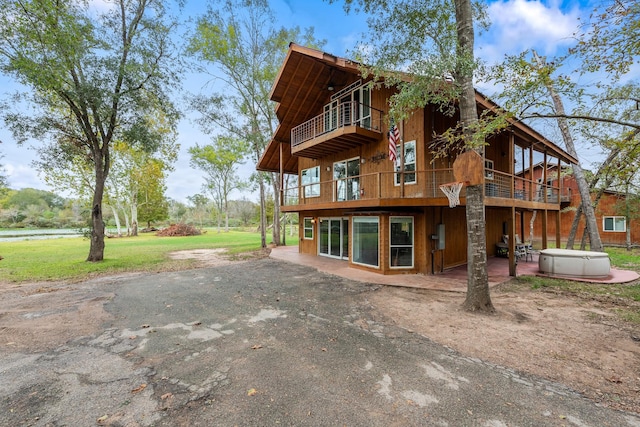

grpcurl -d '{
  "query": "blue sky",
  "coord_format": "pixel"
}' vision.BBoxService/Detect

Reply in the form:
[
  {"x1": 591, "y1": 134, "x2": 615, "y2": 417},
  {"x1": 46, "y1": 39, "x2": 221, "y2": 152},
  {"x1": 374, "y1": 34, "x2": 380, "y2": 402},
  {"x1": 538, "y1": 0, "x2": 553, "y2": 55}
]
[{"x1": 0, "y1": 0, "x2": 613, "y2": 203}]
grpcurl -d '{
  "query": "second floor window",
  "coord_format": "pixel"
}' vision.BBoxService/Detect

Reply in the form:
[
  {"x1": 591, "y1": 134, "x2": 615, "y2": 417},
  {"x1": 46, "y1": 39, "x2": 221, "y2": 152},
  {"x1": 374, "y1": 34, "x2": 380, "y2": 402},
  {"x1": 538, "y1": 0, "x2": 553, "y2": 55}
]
[
  {"x1": 301, "y1": 166, "x2": 320, "y2": 198},
  {"x1": 395, "y1": 140, "x2": 416, "y2": 185},
  {"x1": 334, "y1": 158, "x2": 360, "y2": 201}
]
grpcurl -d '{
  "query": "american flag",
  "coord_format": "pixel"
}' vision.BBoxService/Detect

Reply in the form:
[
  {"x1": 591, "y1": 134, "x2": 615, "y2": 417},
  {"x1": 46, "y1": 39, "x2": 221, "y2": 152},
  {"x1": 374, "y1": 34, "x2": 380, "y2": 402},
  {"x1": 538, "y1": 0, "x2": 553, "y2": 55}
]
[{"x1": 388, "y1": 124, "x2": 399, "y2": 163}]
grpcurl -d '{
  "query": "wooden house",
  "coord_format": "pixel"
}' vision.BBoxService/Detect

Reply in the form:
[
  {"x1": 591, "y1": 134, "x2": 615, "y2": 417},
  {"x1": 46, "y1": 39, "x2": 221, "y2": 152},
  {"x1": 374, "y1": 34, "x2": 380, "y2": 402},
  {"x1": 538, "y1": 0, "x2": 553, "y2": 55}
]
[
  {"x1": 257, "y1": 44, "x2": 578, "y2": 276},
  {"x1": 521, "y1": 163, "x2": 639, "y2": 247}
]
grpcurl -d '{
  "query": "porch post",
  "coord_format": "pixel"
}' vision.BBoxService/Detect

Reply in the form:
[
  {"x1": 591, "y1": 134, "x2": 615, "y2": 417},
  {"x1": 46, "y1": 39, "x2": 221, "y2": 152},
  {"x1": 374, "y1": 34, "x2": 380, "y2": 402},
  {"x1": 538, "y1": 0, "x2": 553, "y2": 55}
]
[
  {"x1": 279, "y1": 142, "x2": 284, "y2": 204},
  {"x1": 509, "y1": 132, "x2": 514, "y2": 198},
  {"x1": 555, "y1": 210, "x2": 561, "y2": 248},
  {"x1": 542, "y1": 209, "x2": 548, "y2": 249},
  {"x1": 509, "y1": 206, "x2": 517, "y2": 276},
  {"x1": 543, "y1": 151, "x2": 548, "y2": 203}
]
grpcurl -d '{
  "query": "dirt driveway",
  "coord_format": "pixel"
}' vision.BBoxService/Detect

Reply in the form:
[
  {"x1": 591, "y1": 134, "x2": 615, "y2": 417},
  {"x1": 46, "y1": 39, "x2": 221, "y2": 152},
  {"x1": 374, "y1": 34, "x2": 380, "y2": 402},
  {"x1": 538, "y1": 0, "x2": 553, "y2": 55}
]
[
  {"x1": 166, "y1": 248, "x2": 640, "y2": 414},
  {"x1": 372, "y1": 282, "x2": 640, "y2": 414},
  {"x1": 2, "y1": 249, "x2": 639, "y2": 418}
]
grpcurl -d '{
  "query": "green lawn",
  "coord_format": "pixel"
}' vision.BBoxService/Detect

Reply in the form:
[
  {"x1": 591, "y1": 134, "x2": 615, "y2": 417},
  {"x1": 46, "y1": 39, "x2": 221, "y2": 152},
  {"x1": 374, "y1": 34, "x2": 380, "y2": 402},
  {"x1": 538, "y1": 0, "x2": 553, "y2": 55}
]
[{"x1": 0, "y1": 230, "x2": 297, "y2": 283}]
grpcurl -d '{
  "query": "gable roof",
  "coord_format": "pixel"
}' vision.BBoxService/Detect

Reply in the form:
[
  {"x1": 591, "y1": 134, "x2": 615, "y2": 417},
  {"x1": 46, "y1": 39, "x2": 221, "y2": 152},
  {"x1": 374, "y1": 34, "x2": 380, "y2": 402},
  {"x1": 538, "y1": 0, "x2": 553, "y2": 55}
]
[{"x1": 258, "y1": 43, "x2": 578, "y2": 173}]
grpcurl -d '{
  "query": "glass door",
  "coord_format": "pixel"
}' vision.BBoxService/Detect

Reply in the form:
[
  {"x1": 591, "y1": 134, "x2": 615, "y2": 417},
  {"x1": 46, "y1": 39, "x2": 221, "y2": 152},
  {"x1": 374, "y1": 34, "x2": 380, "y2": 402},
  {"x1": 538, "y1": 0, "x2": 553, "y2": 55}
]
[
  {"x1": 334, "y1": 158, "x2": 360, "y2": 201},
  {"x1": 319, "y1": 217, "x2": 349, "y2": 260}
]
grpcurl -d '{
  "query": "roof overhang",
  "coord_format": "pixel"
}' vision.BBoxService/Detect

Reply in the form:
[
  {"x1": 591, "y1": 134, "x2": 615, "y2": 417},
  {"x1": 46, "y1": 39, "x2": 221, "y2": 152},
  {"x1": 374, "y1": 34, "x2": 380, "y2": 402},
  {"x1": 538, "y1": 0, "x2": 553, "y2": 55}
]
[
  {"x1": 258, "y1": 44, "x2": 579, "y2": 173},
  {"x1": 257, "y1": 43, "x2": 363, "y2": 173}
]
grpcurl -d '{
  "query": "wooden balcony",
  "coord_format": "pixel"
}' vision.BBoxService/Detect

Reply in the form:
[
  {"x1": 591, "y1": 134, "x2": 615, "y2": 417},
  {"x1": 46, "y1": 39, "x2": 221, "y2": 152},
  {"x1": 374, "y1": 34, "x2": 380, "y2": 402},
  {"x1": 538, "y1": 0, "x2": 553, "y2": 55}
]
[
  {"x1": 282, "y1": 169, "x2": 568, "y2": 211},
  {"x1": 291, "y1": 101, "x2": 383, "y2": 158}
]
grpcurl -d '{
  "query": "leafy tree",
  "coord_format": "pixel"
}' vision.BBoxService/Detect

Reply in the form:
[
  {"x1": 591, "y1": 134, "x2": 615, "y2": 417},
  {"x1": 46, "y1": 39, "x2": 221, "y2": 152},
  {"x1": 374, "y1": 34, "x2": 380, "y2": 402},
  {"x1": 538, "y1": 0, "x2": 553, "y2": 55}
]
[
  {"x1": 0, "y1": 0, "x2": 182, "y2": 261},
  {"x1": 339, "y1": 0, "x2": 495, "y2": 312},
  {"x1": 189, "y1": 137, "x2": 249, "y2": 232},
  {"x1": 229, "y1": 198, "x2": 257, "y2": 227},
  {"x1": 167, "y1": 198, "x2": 188, "y2": 224},
  {"x1": 0, "y1": 153, "x2": 7, "y2": 196},
  {"x1": 188, "y1": 0, "x2": 324, "y2": 247},
  {"x1": 108, "y1": 123, "x2": 178, "y2": 236},
  {"x1": 186, "y1": 193, "x2": 211, "y2": 229},
  {"x1": 572, "y1": 1, "x2": 640, "y2": 79},
  {"x1": 492, "y1": 0, "x2": 639, "y2": 251},
  {"x1": 137, "y1": 158, "x2": 170, "y2": 229}
]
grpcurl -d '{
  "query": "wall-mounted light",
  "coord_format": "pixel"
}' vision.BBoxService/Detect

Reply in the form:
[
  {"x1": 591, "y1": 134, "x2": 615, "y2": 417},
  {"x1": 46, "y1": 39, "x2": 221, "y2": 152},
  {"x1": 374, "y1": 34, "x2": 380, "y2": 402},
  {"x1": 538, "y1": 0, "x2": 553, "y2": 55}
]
[
  {"x1": 327, "y1": 84, "x2": 334, "y2": 91},
  {"x1": 311, "y1": 218, "x2": 316, "y2": 224},
  {"x1": 361, "y1": 158, "x2": 365, "y2": 164},
  {"x1": 326, "y1": 166, "x2": 331, "y2": 171}
]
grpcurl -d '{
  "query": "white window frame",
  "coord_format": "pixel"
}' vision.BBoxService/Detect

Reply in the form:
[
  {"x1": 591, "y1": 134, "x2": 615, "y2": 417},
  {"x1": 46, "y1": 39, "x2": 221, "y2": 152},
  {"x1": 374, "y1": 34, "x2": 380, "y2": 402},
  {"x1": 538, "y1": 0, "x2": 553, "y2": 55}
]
[
  {"x1": 484, "y1": 159, "x2": 494, "y2": 180},
  {"x1": 303, "y1": 217, "x2": 314, "y2": 239},
  {"x1": 603, "y1": 216, "x2": 626, "y2": 232},
  {"x1": 352, "y1": 216, "x2": 380, "y2": 268},
  {"x1": 390, "y1": 216, "x2": 414, "y2": 269},
  {"x1": 301, "y1": 166, "x2": 320, "y2": 198},
  {"x1": 333, "y1": 157, "x2": 360, "y2": 201},
  {"x1": 394, "y1": 140, "x2": 416, "y2": 185}
]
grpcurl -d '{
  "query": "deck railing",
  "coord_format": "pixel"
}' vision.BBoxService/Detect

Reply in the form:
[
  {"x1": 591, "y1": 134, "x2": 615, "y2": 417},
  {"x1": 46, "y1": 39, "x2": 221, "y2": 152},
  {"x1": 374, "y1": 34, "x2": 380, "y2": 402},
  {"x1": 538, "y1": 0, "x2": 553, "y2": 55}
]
[
  {"x1": 291, "y1": 101, "x2": 383, "y2": 148},
  {"x1": 283, "y1": 168, "x2": 568, "y2": 207}
]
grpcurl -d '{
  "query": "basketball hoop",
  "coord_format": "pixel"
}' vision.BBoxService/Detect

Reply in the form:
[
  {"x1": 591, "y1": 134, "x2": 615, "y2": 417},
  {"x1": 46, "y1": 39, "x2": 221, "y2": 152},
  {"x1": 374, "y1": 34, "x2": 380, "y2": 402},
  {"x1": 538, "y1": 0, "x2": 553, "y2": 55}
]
[{"x1": 439, "y1": 181, "x2": 464, "y2": 208}]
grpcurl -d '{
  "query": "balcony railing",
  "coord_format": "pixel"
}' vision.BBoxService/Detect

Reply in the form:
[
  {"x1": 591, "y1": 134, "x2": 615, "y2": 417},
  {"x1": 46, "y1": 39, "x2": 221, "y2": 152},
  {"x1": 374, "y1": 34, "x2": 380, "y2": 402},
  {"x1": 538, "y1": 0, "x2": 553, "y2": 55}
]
[
  {"x1": 283, "y1": 168, "x2": 568, "y2": 207},
  {"x1": 291, "y1": 101, "x2": 383, "y2": 148}
]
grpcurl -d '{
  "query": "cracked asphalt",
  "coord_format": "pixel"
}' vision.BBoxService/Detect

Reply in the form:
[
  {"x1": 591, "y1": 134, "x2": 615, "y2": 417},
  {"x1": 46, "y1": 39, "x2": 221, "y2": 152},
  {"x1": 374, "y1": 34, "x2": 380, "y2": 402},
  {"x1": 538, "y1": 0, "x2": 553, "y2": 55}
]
[{"x1": 2, "y1": 258, "x2": 640, "y2": 426}]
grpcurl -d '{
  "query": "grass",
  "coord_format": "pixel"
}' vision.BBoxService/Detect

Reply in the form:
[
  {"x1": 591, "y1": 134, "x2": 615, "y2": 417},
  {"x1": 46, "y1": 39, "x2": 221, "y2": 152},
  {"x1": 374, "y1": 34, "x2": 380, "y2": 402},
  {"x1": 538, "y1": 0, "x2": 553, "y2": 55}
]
[
  {"x1": 0, "y1": 229, "x2": 297, "y2": 283},
  {"x1": 517, "y1": 246, "x2": 640, "y2": 324}
]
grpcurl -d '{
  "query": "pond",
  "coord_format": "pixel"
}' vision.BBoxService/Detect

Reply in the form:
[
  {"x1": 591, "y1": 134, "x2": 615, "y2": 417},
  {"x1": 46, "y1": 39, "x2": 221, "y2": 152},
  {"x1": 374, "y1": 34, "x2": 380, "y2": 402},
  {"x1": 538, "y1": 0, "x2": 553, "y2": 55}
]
[{"x1": 0, "y1": 229, "x2": 85, "y2": 242}]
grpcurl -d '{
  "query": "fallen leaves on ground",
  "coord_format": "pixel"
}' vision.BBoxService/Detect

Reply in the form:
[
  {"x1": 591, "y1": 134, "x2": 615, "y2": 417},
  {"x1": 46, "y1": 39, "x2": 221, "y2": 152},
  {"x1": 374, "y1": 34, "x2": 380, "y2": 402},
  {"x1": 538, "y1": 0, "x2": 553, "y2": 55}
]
[{"x1": 131, "y1": 384, "x2": 147, "y2": 393}]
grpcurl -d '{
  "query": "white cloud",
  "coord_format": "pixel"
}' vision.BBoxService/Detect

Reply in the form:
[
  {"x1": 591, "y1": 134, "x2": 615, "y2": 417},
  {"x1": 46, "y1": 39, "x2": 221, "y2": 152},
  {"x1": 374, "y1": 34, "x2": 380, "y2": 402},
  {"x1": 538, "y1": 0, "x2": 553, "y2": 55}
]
[{"x1": 479, "y1": 0, "x2": 583, "y2": 64}]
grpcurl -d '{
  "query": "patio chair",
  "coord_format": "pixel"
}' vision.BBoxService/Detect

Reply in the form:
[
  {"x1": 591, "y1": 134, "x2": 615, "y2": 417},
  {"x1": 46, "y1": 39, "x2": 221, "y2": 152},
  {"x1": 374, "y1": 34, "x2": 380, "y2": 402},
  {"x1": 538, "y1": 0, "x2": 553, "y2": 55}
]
[{"x1": 515, "y1": 234, "x2": 533, "y2": 262}]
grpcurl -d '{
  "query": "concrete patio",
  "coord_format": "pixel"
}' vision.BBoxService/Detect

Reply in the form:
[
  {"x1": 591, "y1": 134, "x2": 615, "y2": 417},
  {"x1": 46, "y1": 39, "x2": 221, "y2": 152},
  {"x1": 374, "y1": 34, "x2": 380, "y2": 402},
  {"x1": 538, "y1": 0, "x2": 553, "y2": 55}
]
[{"x1": 270, "y1": 245, "x2": 639, "y2": 293}]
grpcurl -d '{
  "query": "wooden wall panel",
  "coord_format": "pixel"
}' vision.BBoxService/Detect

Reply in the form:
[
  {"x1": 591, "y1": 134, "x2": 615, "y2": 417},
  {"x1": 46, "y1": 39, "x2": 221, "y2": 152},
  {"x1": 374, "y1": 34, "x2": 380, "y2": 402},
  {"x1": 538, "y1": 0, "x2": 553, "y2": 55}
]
[
  {"x1": 485, "y1": 207, "x2": 511, "y2": 256},
  {"x1": 441, "y1": 206, "x2": 467, "y2": 268}
]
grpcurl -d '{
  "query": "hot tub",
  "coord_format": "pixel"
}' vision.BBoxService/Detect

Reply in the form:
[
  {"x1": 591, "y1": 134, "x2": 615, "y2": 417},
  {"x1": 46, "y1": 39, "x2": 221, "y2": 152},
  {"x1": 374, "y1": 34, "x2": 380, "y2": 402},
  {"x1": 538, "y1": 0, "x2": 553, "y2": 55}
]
[{"x1": 538, "y1": 248, "x2": 610, "y2": 278}]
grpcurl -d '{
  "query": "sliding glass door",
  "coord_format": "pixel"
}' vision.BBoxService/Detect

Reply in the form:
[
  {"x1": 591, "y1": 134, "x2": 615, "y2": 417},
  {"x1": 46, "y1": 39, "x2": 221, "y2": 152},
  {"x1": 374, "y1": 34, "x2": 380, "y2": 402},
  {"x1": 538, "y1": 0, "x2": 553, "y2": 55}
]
[{"x1": 318, "y1": 217, "x2": 349, "y2": 260}]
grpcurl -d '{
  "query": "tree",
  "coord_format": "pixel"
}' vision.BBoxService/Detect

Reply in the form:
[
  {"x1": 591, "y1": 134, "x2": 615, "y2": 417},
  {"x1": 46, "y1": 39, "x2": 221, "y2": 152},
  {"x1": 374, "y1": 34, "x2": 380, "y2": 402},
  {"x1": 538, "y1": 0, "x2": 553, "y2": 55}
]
[
  {"x1": 0, "y1": 152, "x2": 7, "y2": 196},
  {"x1": 108, "y1": 125, "x2": 178, "y2": 236},
  {"x1": 188, "y1": 0, "x2": 324, "y2": 247},
  {"x1": 491, "y1": 0, "x2": 639, "y2": 251},
  {"x1": 189, "y1": 137, "x2": 249, "y2": 233},
  {"x1": 229, "y1": 198, "x2": 257, "y2": 227},
  {"x1": 339, "y1": 0, "x2": 495, "y2": 312},
  {"x1": 0, "y1": 0, "x2": 182, "y2": 261},
  {"x1": 186, "y1": 193, "x2": 211, "y2": 229}
]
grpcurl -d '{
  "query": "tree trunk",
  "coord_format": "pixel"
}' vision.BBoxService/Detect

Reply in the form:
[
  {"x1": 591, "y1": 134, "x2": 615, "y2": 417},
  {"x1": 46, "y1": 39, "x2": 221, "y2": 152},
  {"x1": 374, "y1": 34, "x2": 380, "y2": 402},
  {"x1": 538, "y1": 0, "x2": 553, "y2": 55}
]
[
  {"x1": 130, "y1": 191, "x2": 139, "y2": 237},
  {"x1": 625, "y1": 183, "x2": 631, "y2": 251},
  {"x1": 533, "y1": 51, "x2": 603, "y2": 252},
  {"x1": 455, "y1": 0, "x2": 494, "y2": 313},
  {"x1": 87, "y1": 154, "x2": 107, "y2": 262},
  {"x1": 109, "y1": 205, "x2": 122, "y2": 237},
  {"x1": 224, "y1": 197, "x2": 229, "y2": 232},
  {"x1": 566, "y1": 205, "x2": 582, "y2": 249}
]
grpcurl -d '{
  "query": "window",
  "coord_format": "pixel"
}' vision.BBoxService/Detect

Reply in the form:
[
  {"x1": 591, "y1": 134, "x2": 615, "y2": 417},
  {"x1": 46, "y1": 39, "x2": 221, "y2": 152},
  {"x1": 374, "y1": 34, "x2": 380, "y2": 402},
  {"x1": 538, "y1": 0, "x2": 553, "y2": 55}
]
[
  {"x1": 603, "y1": 216, "x2": 626, "y2": 232},
  {"x1": 334, "y1": 157, "x2": 360, "y2": 201},
  {"x1": 301, "y1": 166, "x2": 320, "y2": 198},
  {"x1": 395, "y1": 140, "x2": 416, "y2": 185},
  {"x1": 484, "y1": 159, "x2": 494, "y2": 180},
  {"x1": 303, "y1": 217, "x2": 314, "y2": 239},
  {"x1": 352, "y1": 217, "x2": 379, "y2": 267},
  {"x1": 390, "y1": 217, "x2": 414, "y2": 268}
]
